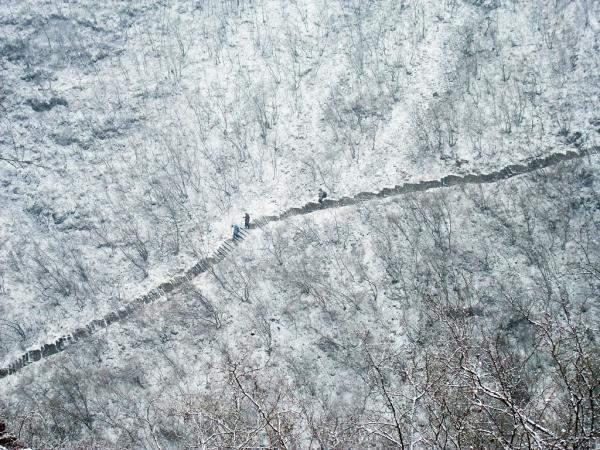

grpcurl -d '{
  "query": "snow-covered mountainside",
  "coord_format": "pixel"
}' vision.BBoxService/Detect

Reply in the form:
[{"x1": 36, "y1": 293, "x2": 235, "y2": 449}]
[{"x1": 1, "y1": 0, "x2": 599, "y2": 448}]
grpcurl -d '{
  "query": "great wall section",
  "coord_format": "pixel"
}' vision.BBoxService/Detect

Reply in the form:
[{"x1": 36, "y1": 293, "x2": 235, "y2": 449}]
[{"x1": 1, "y1": 142, "x2": 598, "y2": 380}]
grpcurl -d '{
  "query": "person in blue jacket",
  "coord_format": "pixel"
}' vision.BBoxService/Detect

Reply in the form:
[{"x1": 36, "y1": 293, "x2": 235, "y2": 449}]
[{"x1": 232, "y1": 224, "x2": 240, "y2": 240}]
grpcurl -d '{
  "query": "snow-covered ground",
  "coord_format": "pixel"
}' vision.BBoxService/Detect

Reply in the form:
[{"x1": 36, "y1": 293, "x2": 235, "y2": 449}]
[
  {"x1": 2, "y1": 153, "x2": 599, "y2": 448},
  {"x1": 0, "y1": 0, "x2": 599, "y2": 447}
]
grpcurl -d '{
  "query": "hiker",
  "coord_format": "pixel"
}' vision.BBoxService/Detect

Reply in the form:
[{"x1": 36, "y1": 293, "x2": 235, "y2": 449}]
[
  {"x1": 318, "y1": 188, "x2": 328, "y2": 204},
  {"x1": 232, "y1": 224, "x2": 240, "y2": 240},
  {"x1": 243, "y1": 212, "x2": 250, "y2": 229}
]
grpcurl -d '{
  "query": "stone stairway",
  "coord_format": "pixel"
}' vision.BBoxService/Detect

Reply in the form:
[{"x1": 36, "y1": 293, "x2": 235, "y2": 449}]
[{"x1": 0, "y1": 145, "x2": 597, "y2": 379}]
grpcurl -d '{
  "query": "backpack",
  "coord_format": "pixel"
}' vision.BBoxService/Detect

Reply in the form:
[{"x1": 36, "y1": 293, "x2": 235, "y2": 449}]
[{"x1": 322, "y1": 191, "x2": 327, "y2": 199}]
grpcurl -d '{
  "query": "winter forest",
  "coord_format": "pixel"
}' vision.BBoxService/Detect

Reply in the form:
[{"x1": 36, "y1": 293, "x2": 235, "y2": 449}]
[{"x1": 0, "y1": 0, "x2": 599, "y2": 448}]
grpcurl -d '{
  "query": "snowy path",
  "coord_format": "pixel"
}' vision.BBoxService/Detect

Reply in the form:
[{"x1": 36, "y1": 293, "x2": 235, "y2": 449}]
[{"x1": 1, "y1": 144, "x2": 597, "y2": 379}]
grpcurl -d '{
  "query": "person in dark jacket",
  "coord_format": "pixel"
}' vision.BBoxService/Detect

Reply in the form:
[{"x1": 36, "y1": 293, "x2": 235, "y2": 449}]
[
  {"x1": 318, "y1": 189, "x2": 328, "y2": 204},
  {"x1": 232, "y1": 224, "x2": 240, "y2": 240},
  {"x1": 243, "y1": 213, "x2": 250, "y2": 229}
]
